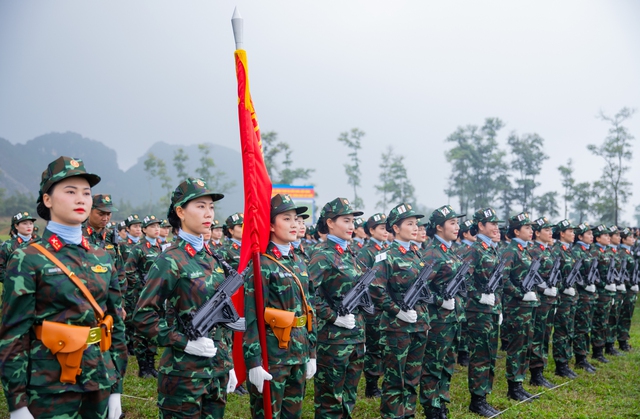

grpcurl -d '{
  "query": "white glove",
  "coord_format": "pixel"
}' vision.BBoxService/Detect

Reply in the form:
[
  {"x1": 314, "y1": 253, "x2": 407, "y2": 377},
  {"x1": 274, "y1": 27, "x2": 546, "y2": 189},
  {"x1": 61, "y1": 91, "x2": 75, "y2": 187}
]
[
  {"x1": 562, "y1": 287, "x2": 576, "y2": 297},
  {"x1": 631, "y1": 285, "x2": 639, "y2": 292},
  {"x1": 396, "y1": 309, "x2": 418, "y2": 323},
  {"x1": 543, "y1": 287, "x2": 558, "y2": 297},
  {"x1": 522, "y1": 291, "x2": 538, "y2": 302},
  {"x1": 108, "y1": 394, "x2": 122, "y2": 419},
  {"x1": 605, "y1": 283, "x2": 617, "y2": 292},
  {"x1": 334, "y1": 314, "x2": 356, "y2": 329},
  {"x1": 537, "y1": 282, "x2": 548, "y2": 289},
  {"x1": 248, "y1": 366, "x2": 273, "y2": 394},
  {"x1": 305, "y1": 358, "x2": 317, "y2": 379},
  {"x1": 585, "y1": 284, "x2": 596, "y2": 293},
  {"x1": 9, "y1": 407, "x2": 34, "y2": 419},
  {"x1": 479, "y1": 293, "x2": 496, "y2": 306},
  {"x1": 226, "y1": 369, "x2": 238, "y2": 393},
  {"x1": 184, "y1": 337, "x2": 217, "y2": 358},
  {"x1": 498, "y1": 312, "x2": 503, "y2": 325},
  {"x1": 616, "y1": 284, "x2": 627, "y2": 292},
  {"x1": 441, "y1": 298, "x2": 455, "y2": 311}
]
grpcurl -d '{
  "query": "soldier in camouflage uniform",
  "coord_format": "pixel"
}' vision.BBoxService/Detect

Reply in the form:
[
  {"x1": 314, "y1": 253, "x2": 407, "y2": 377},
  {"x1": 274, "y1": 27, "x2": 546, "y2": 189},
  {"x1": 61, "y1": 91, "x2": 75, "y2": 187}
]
[
  {"x1": 527, "y1": 217, "x2": 558, "y2": 388},
  {"x1": 119, "y1": 214, "x2": 142, "y2": 265},
  {"x1": 209, "y1": 220, "x2": 224, "y2": 249},
  {"x1": 500, "y1": 212, "x2": 539, "y2": 402},
  {"x1": 221, "y1": 212, "x2": 244, "y2": 270},
  {"x1": 571, "y1": 223, "x2": 598, "y2": 373},
  {"x1": 0, "y1": 156, "x2": 127, "y2": 419},
  {"x1": 243, "y1": 194, "x2": 316, "y2": 419},
  {"x1": 308, "y1": 197, "x2": 366, "y2": 419},
  {"x1": 590, "y1": 224, "x2": 616, "y2": 363},
  {"x1": 358, "y1": 212, "x2": 389, "y2": 398},
  {"x1": 616, "y1": 227, "x2": 637, "y2": 351},
  {"x1": 605, "y1": 226, "x2": 624, "y2": 357},
  {"x1": 159, "y1": 219, "x2": 172, "y2": 249},
  {"x1": 352, "y1": 217, "x2": 367, "y2": 250},
  {"x1": 0, "y1": 211, "x2": 36, "y2": 285},
  {"x1": 371, "y1": 203, "x2": 429, "y2": 419},
  {"x1": 455, "y1": 219, "x2": 476, "y2": 367},
  {"x1": 133, "y1": 178, "x2": 235, "y2": 419},
  {"x1": 293, "y1": 214, "x2": 310, "y2": 264},
  {"x1": 419, "y1": 205, "x2": 465, "y2": 419}
]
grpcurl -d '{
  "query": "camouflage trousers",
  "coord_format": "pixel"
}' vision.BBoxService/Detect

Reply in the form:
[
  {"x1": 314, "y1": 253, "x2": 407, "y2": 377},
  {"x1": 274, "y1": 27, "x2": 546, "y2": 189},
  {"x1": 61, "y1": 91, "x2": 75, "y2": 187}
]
[
  {"x1": 502, "y1": 305, "x2": 534, "y2": 382},
  {"x1": 457, "y1": 319, "x2": 469, "y2": 354},
  {"x1": 606, "y1": 291, "x2": 625, "y2": 344},
  {"x1": 591, "y1": 292, "x2": 614, "y2": 348},
  {"x1": 528, "y1": 295, "x2": 556, "y2": 369},
  {"x1": 380, "y1": 330, "x2": 428, "y2": 419},
  {"x1": 124, "y1": 286, "x2": 140, "y2": 348},
  {"x1": 363, "y1": 313, "x2": 384, "y2": 384},
  {"x1": 315, "y1": 342, "x2": 364, "y2": 419},
  {"x1": 27, "y1": 388, "x2": 110, "y2": 419},
  {"x1": 250, "y1": 363, "x2": 306, "y2": 419},
  {"x1": 419, "y1": 321, "x2": 458, "y2": 410},
  {"x1": 467, "y1": 311, "x2": 499, "y2": 397},
  {"x1": 552, "y1": 293, "x2": 577, "y2": 364},
  {"x1": 573, "y1": 292, "x2": 597, "y2": 357},
  {"x1": 616, "y1": 290, "x2": 638, "y2": 342},
  {"x1": 157, "y1": 372, "x2": 229, "y2": 419}
]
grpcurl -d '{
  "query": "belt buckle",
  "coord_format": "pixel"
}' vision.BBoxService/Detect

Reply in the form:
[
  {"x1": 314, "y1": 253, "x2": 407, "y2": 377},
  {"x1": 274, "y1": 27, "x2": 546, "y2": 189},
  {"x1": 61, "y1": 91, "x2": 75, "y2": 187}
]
[
  {"x1": 86, "y1": 327, "x2": 102, "y2": 345},
  {"x1": 295, "y1": 316, "x2": 307, "y2": 327}
]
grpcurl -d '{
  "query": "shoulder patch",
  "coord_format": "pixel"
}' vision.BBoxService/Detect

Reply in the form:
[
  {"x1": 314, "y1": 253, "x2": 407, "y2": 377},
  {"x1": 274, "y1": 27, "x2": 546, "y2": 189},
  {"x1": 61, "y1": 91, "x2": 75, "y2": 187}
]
[{"x1": 185, "y1": 243, "x2": 196, "y2": 257}]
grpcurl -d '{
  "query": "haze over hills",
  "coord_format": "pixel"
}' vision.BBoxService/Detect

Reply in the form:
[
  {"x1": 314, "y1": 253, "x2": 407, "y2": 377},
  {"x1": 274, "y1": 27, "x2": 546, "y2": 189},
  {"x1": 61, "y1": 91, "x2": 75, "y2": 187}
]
[{"x1": 0, "y1": 132, "x2": 244, "y2": 217}]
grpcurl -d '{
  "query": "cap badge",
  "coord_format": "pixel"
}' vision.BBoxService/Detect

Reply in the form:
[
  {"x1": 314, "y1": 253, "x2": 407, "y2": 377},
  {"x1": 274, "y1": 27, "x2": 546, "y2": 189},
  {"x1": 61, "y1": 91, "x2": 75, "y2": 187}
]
[{"x1": 69, "y1": 159, "x2": 80, "y2": 168}]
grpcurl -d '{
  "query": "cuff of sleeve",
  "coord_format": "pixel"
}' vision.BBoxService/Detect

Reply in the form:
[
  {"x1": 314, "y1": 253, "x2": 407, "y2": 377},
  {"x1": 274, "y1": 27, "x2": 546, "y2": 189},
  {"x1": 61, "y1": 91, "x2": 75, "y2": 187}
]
[
  {"x1": 6, "y1": 392, "x2": 28, "y2": 412},
  {"x1": 245, "y1": 356, "x2": 262, "y2": 370},
  {"x1": 111, "y1": 380, "x2": 123, "y2": 394},
  {"x1": 174, "y1": 334, "x2": 189, "y2": 351},
  {"x1": 388, "y1": 303, "x2": 401, "y2": 317},
  {"x1": 327, "y1": 312, "x2": 338, "y2": 323},
  {"x1": 435, "y1": 296, "x2": 444, "y2": 307}
]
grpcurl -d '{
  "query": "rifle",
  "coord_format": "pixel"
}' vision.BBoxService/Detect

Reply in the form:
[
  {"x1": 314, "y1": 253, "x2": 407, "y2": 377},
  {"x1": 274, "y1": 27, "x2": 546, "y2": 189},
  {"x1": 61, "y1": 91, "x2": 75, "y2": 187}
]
[
  {"x1": 564, "y1": 259, "x2": 584, "y2": 288},
  {"x1": 632, "y1": 261, "x2": 639, "y2": 286},
  {"x1": 484, "y1": 259, "x2": 507, "y2": 294},
  {"x1": 401, "y1": 263, "x2": 435, "y2": 310},
  {"x1": 181, "y1": 261, "x2": 247, "y2": 341},
  {"x1": 521, "y1": 258, "x2": 542, "y2": 293},
  {"x1": 546, "y1": 257, "x2": 562, "y2": 288},
  {"x1": 618, "y1": 258, "x2": 629, "y2": 284},
  {"x1": 442, "y1": 261, "x2": 471, "y2": 300},
  {"x1": 605, "y1": 257, "x2": 618, "y2": 285},
  {"x1": 581, "y1": 258, "x2": 600, "y2": 286},
  {"x1": 336, "y1": 267, "x2": 378, "y2": 316}
]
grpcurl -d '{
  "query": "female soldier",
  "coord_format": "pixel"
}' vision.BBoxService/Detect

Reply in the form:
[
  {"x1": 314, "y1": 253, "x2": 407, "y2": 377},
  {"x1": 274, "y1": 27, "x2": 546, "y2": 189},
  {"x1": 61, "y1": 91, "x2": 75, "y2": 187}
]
[
  {"x1": 309, "y1": 198, "x2": 365, "y2": 419},
  {"x1": 616, "y1": 227, "x2": 637, "y2": 351},
  {"x1": 209, "y1": 220, "x2": 224, "y2": 248},
  {"x1": 292, "y1": 215, "x2": 310, "y2": 264},
  {"x1": 0, "y1": 211, "x2": 36, "y2": 284},
  {"x1": 371, "y1": 203, "x2": 429, "y2": 419},
  {"x1": 243, "y1": 194, "x2": 315, "y2": 419},
  {"x1": 501, "y1": 212, "x2": 538, "y2": 402},
  {"x1": 0, "y1": 156, "x2": 126, "y2": 419},
  {"x1": 125, "y1": 215, "x2": 162, "y2": 378},
  {"x1": 455, "y1": 219, "x2": 476, "y2": 367},
  {"x1": 133, "y1": 178, "x2": 236, "y2": 418},
  {"x1": 222, "y1": 212, "x2": 244, "y2": 270},
  {"x1": 572, "y1": 223, "x2": 598, "y2": 373},
  {"x1": 605, "y1": 227, "x2": 624, "y2": 357},
  {"x1": 419, "y1": 205, "x2": 464, "y2": 419},
  {"x1": 119, "y1": 214, "x2": 142, "y2": 263},
  {"x1": 590, "y1": 225, "x2": 616, "y2": 363}
]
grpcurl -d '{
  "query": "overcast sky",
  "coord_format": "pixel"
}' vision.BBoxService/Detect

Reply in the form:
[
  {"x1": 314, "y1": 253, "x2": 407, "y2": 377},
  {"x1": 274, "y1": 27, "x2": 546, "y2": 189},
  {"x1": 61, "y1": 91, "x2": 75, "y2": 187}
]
[{"x1": 1, "y1": 1, "x2": 639, "y2": 222}]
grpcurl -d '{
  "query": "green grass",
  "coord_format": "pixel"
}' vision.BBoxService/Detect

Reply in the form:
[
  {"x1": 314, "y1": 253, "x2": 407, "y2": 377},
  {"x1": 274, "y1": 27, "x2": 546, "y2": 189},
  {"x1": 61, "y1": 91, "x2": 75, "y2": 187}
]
[{"x1": 2, "y1": 302, "x2": 640, "y2": 418}]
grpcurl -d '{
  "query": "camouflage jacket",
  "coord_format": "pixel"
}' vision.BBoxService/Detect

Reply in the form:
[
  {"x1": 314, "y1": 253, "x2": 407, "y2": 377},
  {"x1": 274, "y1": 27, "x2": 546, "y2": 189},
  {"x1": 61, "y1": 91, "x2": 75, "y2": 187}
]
[
  {"x1": 501, "y1": 240, "x2": 540, "y2": 308},
  {"x1": 465, "y1": 239, "x2": 502, "y2": 314},
  {"x1": 308, "y1": 240, "x2": 366, "y2": 344},
  {"x1": 422, "y1": 239, "x2": 463, "y2": 323},
  {"x1": 0, "y1": 236, "x2": 35, "y2": 284},
  {"x1": 551, "y1": 241, "x2": 579, "y2": 294},
  {"x1": 124, "y1": 237, "x2": 163, "y2": 293},
  {"x1": 619, "y1": 245, "x2": 636, "y2": 288},
  {"x1": 572, "y1": 243, "x2": 596, "y2": 295},
  {"x1": 221, "y1": 241, "x2": 241, "y2": 271},
  {"x1": 133, "y1": 239, "x2": 233, "y2": 378},
  {"x1": 84, "y1": 225, "x2": 126, "y2": 293},
  {"x1": 370, "y1": 241, "x2": 430, "y2": 333},
  {"x1": 357, "y1": 240, "x2": 386, "y2": 269},
  {"x1": 118, "y1": 238, "x2": 139, "y2": 268},
  {"x1": 528, "y1": 242, "x2": 558, "y2": 304},
  {"x1": 243, "y1": 242, "x2": 316, "y2": 369},
  {"x1": 591, "y1": 244, "x2": 615, "y2": 296},
  {"x1": 456, "y1": 241, "x2": 474, "y2": 260},
  {"x1": 293, "y1": 242, "x2": 310, "y2": 265},
  {"x1": 0, "y1": 230, "x2": 127, "y2": 411}
]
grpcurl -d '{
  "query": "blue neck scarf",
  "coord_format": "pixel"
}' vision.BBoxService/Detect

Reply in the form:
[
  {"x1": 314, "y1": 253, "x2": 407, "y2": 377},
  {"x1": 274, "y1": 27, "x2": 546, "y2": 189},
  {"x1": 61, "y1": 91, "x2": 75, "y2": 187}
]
[
  {"x1": 513, "y1": 237, "x2": 529, "y2": 248},
  {"x1": 231, "y1": 238, "x2": 242, "y2": 247},
  {"x1": 179, "y1": 229, "x2": 204, "y2": 252},
  {"x1": 462, "y1": 239, "x2": 475, "y2": 247},
  {"x1": 158, "y1": 236, "x2": 166, "y2": 243},
  {"x1": 577, "y1": 241, "x2": 590, "y2": 249},
  {"x1": 127, "y1": 233, "x2": 140, "y2": 243},
  {"x1": 327, "y1": 234, "x2": 348, "y2": 250},
  {"x1": 353, "y1": 237, "x2": 364, "y2": 245},
  {"x1": 370, "y1": 237, "x2": 384, "y2": 247},
  {"x1": 272, "y1": 242, "x2": 291, "y2": 256},
  {"x1": 620, "y1": 244, "x2": 631, "y2": 250},
  {"x1": 596, "y1": 243, "x2": 607, "y2": 249},
  {"x1": 434, "y1": 235, "x2": 452, "y2": 248},
  {"x1": 17, "y1": 233, "x2": 32, "y2": 242},
  {"x1": 146, "y1": 236, "x2": 157, "y2": 246},
  {"x1": 47, "y1": 221, "x2": 82, "y2": 245},
  {"x1": 395, "y1": 239, "x2": 411, "y2": 252},
  {"x1": 292, "y1": 240, "x2": 301, "y2": 249},
  {"x1": 477, "y1": 233, "x2": 497, "y2": 248},
  {"x1": 535, "y1": 240, "x2": 547, "y2": 249}
]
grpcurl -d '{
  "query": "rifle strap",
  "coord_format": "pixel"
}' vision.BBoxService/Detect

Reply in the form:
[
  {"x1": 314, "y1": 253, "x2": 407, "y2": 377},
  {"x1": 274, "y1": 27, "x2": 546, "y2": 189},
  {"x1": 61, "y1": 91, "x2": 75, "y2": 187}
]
[
  {"x1": 30, "y1": 242, "x2": 105, "y2": 321},
  {"x1": 263, "y1": 253, "x2": 313, "y2": 332}
]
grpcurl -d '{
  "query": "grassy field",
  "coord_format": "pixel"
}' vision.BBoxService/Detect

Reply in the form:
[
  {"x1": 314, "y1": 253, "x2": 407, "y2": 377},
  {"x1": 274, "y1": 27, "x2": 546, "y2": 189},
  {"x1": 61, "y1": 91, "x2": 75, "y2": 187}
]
[{"x1": 1, "y1": 303, "x2": 639, "y2": 418}]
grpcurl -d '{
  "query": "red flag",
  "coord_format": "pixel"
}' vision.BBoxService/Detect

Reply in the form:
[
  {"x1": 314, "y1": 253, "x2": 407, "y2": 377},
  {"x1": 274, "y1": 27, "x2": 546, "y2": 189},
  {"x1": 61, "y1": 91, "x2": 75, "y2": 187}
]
[{"x1": 231, "y1": 48, "x2": 272, "y2": 411}]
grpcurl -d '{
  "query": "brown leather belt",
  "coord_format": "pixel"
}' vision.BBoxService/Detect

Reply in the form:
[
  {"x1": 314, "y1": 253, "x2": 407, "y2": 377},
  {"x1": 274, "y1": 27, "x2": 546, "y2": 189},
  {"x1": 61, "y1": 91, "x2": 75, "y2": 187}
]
[{"x1": 34, "y1": 325, "x2": 102, "y2": 345}]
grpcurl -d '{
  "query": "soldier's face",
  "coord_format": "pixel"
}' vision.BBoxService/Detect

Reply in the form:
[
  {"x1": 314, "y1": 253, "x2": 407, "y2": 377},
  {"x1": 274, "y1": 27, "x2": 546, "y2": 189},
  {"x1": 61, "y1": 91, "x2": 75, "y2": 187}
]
[
  {"x1": 463, "y1": 231, "x2": 477, "y2": 242},
  {"x1": 596, "y1": 233, "x2": 611, "y2": 246},
  {"x1": 16, "y1": 220, "x2": 34, "y2": 236},
  {"x1": 354, "y1": 226, "x2": 367, "y2": 239},
  {"x1": 270, "y1": 210, "x2": 298, "y2": 244},
  {"x1": 610, "y1": 233, "x2": 621, "y2": 245},
  {"x1": 159, "y1": 227, "x2": 170, "y2": 238},
  {"x1": 89, "y1": 208, "x2": 112, "y2": 230},
  {"x1": 579, "y1": 230, "x2": 594, "y2": 244},
  {"x1": 144, "y1": 223, "x2": 161, "y2": 239},
  {"x1": 327, "y1": 215, "x2": 354, "y2": 241},
  {"x1": 393, "y1": 217, "x2": 418, "y2": 242},
  {"x1": 118, "y1": 229, "x2": 127, "y2": 239},
  {"x1": 416, "y1": 225, "x2": 427, "y2": 243},
  {"x1": 231, "y1": 224, "x2": 244, "y2": 240},
  {"x1": 622, "y1": 235, "x2": 635, "y2": 246},
  {"x1": 296, "y1": 217, "x2": 306, "y2": 239},
  {"x1": 176, "y1": 196, "x2": 215, "y2": 236},
  {"x1": 560, "y1": 228, "x2": 575, "y2": 244},
  {"x1": 536, "y1": 227, "x2": 553, "y2": 243},
  {"x1": 371, "y1": 224, "x2": 389, "y2": 242},
  {"x1": 478, "y1": 221, "x2": 499, "y2": 241},
  {"x1": 211, "y1": 228, "x2": 223, "y2": 240},
  {"x1": 43, "y1": 177, "x2": 92, "y2": 226},
  {"x1": 202, "y1": 230, "x2": 212, "y2": 241},
  {"x1": 127, "y1": 224, "x2": 142, "y2": 237},
  {"x1": 514, "y1": 225, "x2": 533, "y2": 241},
  {"x1": 437, "y1": 219, "x2": 459, "y2": 242}
]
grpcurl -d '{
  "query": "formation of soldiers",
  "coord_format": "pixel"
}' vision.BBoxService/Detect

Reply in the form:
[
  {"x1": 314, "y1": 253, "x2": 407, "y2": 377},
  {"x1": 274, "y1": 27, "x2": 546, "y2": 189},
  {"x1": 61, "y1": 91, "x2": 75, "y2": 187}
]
[{"x1": 0, "y1": 155, "x2": 639, "y2": 419}]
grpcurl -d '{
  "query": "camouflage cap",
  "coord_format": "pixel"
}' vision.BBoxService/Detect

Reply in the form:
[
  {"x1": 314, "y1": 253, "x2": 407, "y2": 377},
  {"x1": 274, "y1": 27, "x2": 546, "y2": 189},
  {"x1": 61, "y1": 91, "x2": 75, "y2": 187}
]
[
  {"x1": 319, "y1": 197, "x2": 363, "y2": 220},
  {"x1": 508, "y1": 212, "x2": 533, "y2": 229},
  {"x1": 429, "y1": 205, "x2": 465, "y2": 226},
  {"x1": 366, "y1": 213, "x2": 387, "y2": 231},
  {"x1": 210, "y1": 219, "x2": 223, "y2": 230},
  {"x1": 593, "y1": 224, "x2": 609, "y2": 237},
  {"x1": 142, "y1": 214, "x2": 160, "y2": 228},
  {"x1": 117, "y1": 221, "x2": 127, "y2": 231},
  {"x1": 271, "y1": 193, "x2": 309, "y2": 219},
  {"x1": 125, "y1": 214, "x2": 142, "y2": 227},
  {"x1": 12, "y1": 211, "x2": 36, "y2": 225},
  {"x1": 532, "y1": 216, "x2": 554, "y2": 231},
  {"x1": 170, "y1": 178, "x2": 224, "y2": 209},
  {"x1": 619, "y1": 227, "x2": 632, "y2": 238},
  {"x1": 33, "y1": 225, "x2": 39, "y2": 233},
  {"x1": 354, "y1": 217, "x2": 365, "y2": 229},
  {"x1": 459, "y1": 219, "x2": 476, "y2": 233},
  {"x1": 386, "y1": 203, "x2": 424, "y2": 227},
  {"x1": 472, "y1": 207, "x2": 503, "y2": 224},
  {"x1": 608, "y1": 225, "x2": 620, "y2": 235},
  {"x1": 574, "y1": 222, "x2": 591, "y2": 235},
  {"x1": 226, "y1": 212, "x2": 244, "y2": 228},
  {"x1": 160, "y1": 219, "x2": 171, "y2": 228},
  {"x1": 306, "y1": 224, "x2": 317, "y2": 236},
  {"x1": 92, "y1": 193, "x2": 118, "y2": 212},
  {"x1": 38, "y1": 156, "x2": 101, "y2": 202},
  {"x1": 554, "y1": 219, "x2": 577, "y2": 233}
]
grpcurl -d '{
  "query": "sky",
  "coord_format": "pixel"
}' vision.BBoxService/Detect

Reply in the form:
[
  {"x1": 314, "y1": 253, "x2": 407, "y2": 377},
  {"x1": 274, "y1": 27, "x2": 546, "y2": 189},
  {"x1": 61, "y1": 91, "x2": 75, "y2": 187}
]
[{"x1": 1, "y1": 0, "x2": 639, "y2": 222}]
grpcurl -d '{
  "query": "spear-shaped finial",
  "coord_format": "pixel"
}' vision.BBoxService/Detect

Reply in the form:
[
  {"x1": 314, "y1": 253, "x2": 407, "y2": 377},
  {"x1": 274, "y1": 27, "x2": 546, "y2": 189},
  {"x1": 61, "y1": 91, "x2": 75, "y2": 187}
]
[{"x1": 231, "y1": 7, "x2": 243, "y2": 50}]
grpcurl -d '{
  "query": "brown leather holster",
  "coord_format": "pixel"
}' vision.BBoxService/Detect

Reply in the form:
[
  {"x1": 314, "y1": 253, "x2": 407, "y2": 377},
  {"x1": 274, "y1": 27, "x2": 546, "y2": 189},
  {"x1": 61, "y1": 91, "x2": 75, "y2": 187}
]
[
  {"x1": 35, "y1": 321, "x2": 90, "y2": 384},
  {"x1": 99, "y1": 315, "x2": 114, "y2": 353},
  {"x1": 264, "y1": 307, "x2": 295, "y2": 349}
]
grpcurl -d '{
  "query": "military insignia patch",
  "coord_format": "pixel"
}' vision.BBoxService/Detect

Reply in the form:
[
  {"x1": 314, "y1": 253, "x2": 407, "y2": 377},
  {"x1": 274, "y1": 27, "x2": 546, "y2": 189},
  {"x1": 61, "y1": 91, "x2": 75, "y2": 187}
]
[
  {"x1": 91, "y1": 265, "x2": 109, "y2": 273},
  {"x1": 70, "y1": 159, "x2": 80, "y2": 168},
  {"x1": 196, "y1": 179, "x2": 205, "y2": 187}
]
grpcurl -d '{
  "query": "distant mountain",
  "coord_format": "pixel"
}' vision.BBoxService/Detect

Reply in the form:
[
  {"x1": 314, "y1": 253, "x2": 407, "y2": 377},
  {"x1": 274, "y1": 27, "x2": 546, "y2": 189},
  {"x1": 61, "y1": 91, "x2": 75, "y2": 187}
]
[{"x1": 0, "y1": 132, "x2": 244, "y2": 217}]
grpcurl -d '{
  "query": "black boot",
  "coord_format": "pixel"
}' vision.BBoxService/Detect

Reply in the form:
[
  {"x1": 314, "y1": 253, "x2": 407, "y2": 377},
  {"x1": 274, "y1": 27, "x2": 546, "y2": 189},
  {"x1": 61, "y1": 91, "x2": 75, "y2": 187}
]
[
  {"x1": 439, "y1": 403, "x2": 449, "y2": 419},
  {"x1": 555, "y1": 362, "x2": 577, "y2": 379},
  {"x1": 365, "y1": 380, "x2": 381, "y2": 398},
  {"x1": 605, "y1": 342, "x2": 622, "y2": 356},
  {"x1": 469, "y1": 394, "x2": 500, "y2": 417},
  {"x1": 507, "y1": 380, "x2": 537, "y2": 402},
  {"x1": 424, "y1": 406, "x2": 440, "y2": 419},
  {"x1": 592, "y1": 346, "x2": 609, "y2": 363},
  {"x1": 575, "y1": 354, "x2": 596, "y2": 373},
  {"x1": 137, "y1": 356, "x2": 152, "y2": 378},
  {"x1": 530, "y1": 367, "x2": 554, "y2": 388},
  {"x1": 127, "y1": 341, "x2": 134, "y2": 356},
  {"x1": 147, "y1": 353, "x2": 158, "y2": 378},
  {"x1": 618, "y1": 340, "x2": 632, "y2": 352},
  {"x1": 234, "y1": 384, "x2": 249, "y2": 395},
  {"x1": 458, "y1": 351, "x2": 470, "y2": 367}
]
